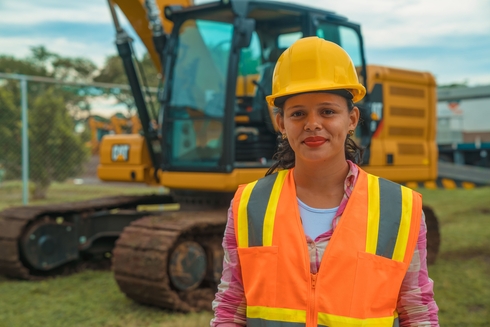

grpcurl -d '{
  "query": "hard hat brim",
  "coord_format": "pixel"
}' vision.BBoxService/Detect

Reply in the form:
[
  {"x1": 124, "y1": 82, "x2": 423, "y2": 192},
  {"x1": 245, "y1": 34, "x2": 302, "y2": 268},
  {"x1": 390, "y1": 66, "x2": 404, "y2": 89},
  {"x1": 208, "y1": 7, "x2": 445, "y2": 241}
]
[
  {"x1": 266, "y1": 83, "x2": 366, "y2": 107},
  {"x1": 273, "y1": 89, "x2": 354, "y2": 108}
]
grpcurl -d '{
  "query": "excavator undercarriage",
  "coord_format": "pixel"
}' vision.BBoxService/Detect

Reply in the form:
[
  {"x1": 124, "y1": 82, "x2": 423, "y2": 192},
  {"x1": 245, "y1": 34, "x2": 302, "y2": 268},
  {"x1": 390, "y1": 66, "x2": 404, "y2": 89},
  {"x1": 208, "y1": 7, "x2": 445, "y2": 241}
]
[
  {"x1": 0, "y1": 195, "x2": 170, "y2": 280},
  {"x1": 0, "y1": 192, "x2": 231, "y2": 312}
]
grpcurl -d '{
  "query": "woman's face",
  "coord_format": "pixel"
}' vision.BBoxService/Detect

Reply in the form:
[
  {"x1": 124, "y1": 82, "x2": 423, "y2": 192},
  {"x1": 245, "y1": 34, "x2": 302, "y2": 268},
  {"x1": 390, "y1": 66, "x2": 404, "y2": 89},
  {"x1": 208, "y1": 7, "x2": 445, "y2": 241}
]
[{"x1": 276, "y1": 92, "x2": 359, "y2": 165}]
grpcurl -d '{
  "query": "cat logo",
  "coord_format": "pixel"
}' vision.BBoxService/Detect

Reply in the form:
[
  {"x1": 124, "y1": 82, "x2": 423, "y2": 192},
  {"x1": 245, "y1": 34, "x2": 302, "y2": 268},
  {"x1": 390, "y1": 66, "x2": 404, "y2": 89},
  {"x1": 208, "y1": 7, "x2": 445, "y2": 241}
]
[{"x1": 111, "y1": 144, "x2": 130, "y2": 162}]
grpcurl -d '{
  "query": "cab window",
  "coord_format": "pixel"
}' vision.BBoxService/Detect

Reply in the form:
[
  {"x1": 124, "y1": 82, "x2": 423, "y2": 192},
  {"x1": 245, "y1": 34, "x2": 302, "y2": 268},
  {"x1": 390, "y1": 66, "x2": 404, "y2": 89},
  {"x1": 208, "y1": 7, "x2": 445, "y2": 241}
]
[{"x1": 317, "y1": 23, "x2": 362, "y2": 67}]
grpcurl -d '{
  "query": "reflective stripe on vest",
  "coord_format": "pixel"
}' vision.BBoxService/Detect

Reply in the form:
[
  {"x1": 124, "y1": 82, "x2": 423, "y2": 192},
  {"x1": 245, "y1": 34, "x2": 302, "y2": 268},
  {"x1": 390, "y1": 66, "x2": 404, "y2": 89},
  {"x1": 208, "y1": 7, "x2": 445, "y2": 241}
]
[
  {"x1": 234, "y1": 168, "x2": 421, "y2": 327},
  {"x1": 237, "y1": 170, "x2": 288, "y2": 248},
  {"x1": 366, "y1": 174, "x2": 414, "y2": 261},
  {"x1": 245, "y1": 307, "x2": 400, "y2": 327}
]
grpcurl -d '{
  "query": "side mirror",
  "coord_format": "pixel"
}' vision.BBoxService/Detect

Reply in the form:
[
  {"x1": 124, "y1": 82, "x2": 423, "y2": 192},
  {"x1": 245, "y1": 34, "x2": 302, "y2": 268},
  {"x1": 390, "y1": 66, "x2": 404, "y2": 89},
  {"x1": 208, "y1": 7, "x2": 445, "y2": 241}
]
[{"x1": 233, "y1": 17, "x2": 255, "y2": 49}]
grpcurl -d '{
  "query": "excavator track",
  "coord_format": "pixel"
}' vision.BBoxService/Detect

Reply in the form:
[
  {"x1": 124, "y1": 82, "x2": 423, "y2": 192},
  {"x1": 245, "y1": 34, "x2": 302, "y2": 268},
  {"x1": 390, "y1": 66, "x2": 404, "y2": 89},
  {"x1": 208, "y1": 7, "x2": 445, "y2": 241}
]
[
  {"x1": 0, "y1": 194, "x2": 172, "y2": 280},
  {"x1": 113, "y1": 209, "x2": 227, "y2": 312}
]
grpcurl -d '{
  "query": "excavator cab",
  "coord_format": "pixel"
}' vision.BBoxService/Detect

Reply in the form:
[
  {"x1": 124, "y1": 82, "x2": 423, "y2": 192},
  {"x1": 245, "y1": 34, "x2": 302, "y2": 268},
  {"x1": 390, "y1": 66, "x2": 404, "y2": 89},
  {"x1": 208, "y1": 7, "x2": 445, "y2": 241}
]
[
  {"x1": 101, "y1": 0, "x2": 379, "y2": 192},
  {"x1": 101, "y1": 0, "x2": 437, "y2": 190},
  {"x1": 158, "y1": 1, "x2": 368, "y2": 174}
]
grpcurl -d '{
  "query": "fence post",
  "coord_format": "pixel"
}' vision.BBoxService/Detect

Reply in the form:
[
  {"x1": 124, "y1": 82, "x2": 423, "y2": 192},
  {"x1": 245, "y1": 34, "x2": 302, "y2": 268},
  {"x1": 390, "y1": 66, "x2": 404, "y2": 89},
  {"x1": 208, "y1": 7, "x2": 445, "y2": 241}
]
[{"x1": 21, "y1": 76, "x2": 29, "y2": 205}]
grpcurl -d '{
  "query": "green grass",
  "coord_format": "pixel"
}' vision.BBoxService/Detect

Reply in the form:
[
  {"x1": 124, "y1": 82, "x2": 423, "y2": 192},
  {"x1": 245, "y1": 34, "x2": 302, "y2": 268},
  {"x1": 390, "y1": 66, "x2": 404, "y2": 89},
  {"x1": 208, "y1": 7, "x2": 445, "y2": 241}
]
[
  {"x1": 419, "y1": 187, "x2": 490, "y2": 326},
  {"x1": 0, "y1": 184, "x2": 489, "y2": 326},
  {"x1": 0, "y1": 180, "x2": 158, "y2": 211},
  {"x1": 0, "y1": 271, "x2": 213, "y2": 327}
]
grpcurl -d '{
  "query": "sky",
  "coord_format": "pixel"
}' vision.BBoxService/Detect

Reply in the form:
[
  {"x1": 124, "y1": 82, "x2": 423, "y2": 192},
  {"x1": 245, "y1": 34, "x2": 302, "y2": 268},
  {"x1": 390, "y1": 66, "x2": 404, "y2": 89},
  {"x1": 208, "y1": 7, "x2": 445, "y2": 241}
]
[{"x1": 1, "y1": 0, "x2": 489, "y2": 86}]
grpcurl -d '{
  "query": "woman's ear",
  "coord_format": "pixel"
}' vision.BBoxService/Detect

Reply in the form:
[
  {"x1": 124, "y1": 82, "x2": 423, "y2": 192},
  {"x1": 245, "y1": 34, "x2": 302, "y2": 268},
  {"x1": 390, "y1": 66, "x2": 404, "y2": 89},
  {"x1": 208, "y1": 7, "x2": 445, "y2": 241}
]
[
  {"x1": 275, "y1": 112, "x2": 285, "y2": 134},
  {"x1": 349, "y1": 106, "x2": 360, "y2": 130}
]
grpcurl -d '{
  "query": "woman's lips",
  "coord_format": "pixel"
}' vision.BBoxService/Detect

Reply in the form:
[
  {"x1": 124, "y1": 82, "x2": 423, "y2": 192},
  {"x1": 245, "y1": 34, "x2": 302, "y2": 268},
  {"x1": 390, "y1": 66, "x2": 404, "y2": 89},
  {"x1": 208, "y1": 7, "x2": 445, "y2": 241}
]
[{"x1": 303, "y1": 136, "x2": 327, "y2": 147}]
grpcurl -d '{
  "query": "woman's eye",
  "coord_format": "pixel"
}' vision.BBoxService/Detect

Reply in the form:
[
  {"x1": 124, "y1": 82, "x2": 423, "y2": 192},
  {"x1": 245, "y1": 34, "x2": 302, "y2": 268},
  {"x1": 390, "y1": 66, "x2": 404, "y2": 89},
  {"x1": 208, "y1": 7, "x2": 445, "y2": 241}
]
[
  {"x1": 291, "y1": 111, "x2": 303, "y2": 117},
  {"x1": 322, "y1": 109, "x2": 334, "y2": 115}
]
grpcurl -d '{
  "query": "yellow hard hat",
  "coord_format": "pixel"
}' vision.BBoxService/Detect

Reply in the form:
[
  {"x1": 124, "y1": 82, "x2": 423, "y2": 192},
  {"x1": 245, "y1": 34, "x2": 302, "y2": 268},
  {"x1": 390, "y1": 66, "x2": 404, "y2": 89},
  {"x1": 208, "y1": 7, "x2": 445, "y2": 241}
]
[{"x1": 266, "y1": 37, "x2": 366, "y2": 106}]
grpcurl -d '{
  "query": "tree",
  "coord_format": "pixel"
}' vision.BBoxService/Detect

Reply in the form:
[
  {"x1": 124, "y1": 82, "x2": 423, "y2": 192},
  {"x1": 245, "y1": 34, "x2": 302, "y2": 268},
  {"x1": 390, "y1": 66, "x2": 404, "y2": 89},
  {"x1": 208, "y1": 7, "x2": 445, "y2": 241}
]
[
  {"x1": 0, "y1": 47, "x2": 159, "y2": 199},
  {"x1": 29, "y1": 89, "x2": 89, "y2": 198},
  {"x1": 0, "y1": 46, "x2": 97, "y2": 118},
  {"x1": 95, "y1": 52, "x2": 160, "y2": 86},
  {"x1": 94, "y1": 53, "x2": 160, "y2": 119},
  {"x1": 0, "y1": 47, "x2": 94, "y2": 199},
  {"x1": 438, "y1": 81, "x2": 469, "y2": 89},
  {"x1": 0, "y1": 88, "x2": 21, "y2": 180}
]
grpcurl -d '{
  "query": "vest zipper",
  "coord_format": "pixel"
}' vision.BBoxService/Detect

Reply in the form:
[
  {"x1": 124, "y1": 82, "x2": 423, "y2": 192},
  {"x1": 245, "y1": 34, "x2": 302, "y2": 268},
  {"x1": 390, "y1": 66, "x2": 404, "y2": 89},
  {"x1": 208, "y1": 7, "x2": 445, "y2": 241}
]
[{"x1": 307, "y1": 273, "x2": 317, "y2": 327}]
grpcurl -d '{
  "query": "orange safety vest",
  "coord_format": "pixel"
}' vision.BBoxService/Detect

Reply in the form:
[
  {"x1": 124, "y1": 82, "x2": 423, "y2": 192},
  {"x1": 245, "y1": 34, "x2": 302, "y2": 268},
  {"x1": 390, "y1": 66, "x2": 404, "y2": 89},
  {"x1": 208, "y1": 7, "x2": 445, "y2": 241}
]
[{"x1": 233, "y1": 167, "x2": 422, "y2": 327}]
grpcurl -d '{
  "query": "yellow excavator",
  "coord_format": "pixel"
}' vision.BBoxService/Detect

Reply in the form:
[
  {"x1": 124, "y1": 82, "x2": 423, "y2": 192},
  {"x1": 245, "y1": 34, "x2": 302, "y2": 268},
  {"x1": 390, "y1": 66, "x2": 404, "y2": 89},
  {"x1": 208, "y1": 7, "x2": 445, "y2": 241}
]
[
  {"x1": 0, "y1": 0, "x2": 440, "y2": 312},
  {"x1": 88, "y1": 114, "x2": 141, "y2": 154}
]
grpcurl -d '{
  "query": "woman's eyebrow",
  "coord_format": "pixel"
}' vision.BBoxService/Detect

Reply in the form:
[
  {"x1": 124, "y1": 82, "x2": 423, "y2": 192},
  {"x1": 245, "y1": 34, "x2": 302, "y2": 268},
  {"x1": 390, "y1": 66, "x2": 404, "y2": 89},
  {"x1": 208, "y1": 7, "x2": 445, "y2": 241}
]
[
  {"x1": 317, "y1": 102, "x2": 341, "y2": 108},
  {"x1": 285, "y1": 101, "x2": 342, "y2": 111},
  {"x1": 285, "y1": 105, "x2": 305, "y2": 111}
]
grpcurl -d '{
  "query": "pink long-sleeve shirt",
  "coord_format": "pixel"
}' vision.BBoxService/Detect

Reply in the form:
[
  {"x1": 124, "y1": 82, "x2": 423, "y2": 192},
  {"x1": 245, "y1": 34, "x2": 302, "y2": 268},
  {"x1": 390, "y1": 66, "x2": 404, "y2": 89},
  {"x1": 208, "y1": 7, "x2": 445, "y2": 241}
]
[{"x1": 211, "y1": 161, "x2": 439, "y2": 326}]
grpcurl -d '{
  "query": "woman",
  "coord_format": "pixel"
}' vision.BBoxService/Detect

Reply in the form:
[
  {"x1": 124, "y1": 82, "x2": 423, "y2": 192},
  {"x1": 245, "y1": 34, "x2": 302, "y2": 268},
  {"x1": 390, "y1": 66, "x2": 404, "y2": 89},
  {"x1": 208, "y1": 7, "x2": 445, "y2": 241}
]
[{"x1": 211, "y1": 37, "x2": 438, "y2": 327}]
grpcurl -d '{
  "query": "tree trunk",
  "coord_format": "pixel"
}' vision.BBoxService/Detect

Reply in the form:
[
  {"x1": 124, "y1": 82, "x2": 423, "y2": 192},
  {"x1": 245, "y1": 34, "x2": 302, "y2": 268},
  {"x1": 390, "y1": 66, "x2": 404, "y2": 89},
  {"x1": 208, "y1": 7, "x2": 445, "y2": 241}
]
[{"x1": 32, "y1": 181, "x2": 50, "y2": 200}]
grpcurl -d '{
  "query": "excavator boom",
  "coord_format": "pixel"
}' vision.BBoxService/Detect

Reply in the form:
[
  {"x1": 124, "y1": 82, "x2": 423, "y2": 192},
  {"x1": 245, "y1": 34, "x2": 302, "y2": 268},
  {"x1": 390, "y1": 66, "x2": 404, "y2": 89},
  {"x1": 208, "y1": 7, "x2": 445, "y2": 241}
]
[{"x1": 111, "y1": 0, "x2": 194, "y2": 72}]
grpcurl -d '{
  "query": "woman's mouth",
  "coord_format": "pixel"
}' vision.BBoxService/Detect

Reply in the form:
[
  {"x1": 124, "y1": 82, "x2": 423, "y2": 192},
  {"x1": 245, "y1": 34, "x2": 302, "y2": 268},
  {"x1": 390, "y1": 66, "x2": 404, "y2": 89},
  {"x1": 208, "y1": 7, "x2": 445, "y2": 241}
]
[{"x1": 303, "y1": 136, "x2": 327, "y2": 147}]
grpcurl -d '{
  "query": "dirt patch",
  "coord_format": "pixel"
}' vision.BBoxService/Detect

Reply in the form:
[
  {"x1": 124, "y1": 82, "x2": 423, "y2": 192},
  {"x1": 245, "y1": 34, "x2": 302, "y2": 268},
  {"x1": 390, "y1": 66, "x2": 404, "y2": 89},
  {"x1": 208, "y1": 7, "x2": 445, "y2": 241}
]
[
  {"x1": 479, "y1": 208, "x2": 490, "y2": 214},
  {"x1": 467, "y1": 304, "x2": 486, "y2": 313},
  {"x1": 440, "y1": 246, "x2": 490, "y2": 262}
]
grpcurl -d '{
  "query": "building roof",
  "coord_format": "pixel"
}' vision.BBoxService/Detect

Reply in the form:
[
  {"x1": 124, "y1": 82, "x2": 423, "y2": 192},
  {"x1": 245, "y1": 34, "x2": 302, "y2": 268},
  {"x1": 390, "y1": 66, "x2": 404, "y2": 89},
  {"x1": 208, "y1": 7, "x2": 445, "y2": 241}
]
[{"x1": 438, "y1": 84, "x2": 490, "y2": 101}]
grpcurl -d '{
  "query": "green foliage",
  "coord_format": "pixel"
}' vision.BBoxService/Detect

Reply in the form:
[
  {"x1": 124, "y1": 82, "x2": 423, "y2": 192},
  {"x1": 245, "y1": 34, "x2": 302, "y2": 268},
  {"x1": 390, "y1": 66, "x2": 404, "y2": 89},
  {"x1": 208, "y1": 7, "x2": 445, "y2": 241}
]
[
  {"x1": 0, "y1": 45, "x2": 162, "y2": 198},
  {"x1": 95, "y1": 52, "x2": 159, "y2": 87},
  {"x1": 94, "y1": 55, "x2": 128, "y2": 85},
  {"x1": 0, "y1": 46, "x2": 98, "y2": 198},
  {"x1": 28, "y1": 89, "x2": 89, "y2": 198},
  {"x1": 0, "y1": 88, "x2": 21, "y2": 180},
  {"x1": 29, "y1": 45, "x2": 97, "y2": 82},
  {"x1": 438, "y1": 81, "x2": 469, "y2": 89},
  {"x1": 0, "y1": 46, "x2": 97, "y2": 115},
  {"x1": 94, "y1": 53, "x2": 160, "y2": 119}
]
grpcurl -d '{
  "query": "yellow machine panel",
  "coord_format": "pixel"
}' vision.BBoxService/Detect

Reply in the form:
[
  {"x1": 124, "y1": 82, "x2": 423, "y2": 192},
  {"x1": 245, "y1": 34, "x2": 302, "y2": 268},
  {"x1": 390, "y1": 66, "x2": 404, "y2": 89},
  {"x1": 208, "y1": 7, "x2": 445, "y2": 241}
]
[
  {"x1": 157, "y1": 168, "x2": 269, "y2": 192},
  {"x1": 98, "y1": 134, "x2": 155, "y2": 183},
  {"x1": 363, "y1": 65, "x2": 438, "y2": 182}
]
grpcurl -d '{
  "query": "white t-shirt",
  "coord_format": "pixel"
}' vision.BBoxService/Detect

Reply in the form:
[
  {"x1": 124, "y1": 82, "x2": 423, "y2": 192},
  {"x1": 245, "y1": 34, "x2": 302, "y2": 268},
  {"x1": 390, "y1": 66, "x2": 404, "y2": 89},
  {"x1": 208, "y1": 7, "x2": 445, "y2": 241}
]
[{"x1": 297, "y1": 197, "x2": 339, "y2": 241}]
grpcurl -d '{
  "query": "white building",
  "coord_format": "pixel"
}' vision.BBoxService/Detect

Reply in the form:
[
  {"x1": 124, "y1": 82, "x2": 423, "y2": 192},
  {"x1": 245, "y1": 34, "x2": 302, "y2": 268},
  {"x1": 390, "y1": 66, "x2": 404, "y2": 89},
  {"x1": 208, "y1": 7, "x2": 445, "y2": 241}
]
[{"x1": 437, "y1": 85, "x2": 490, "y2": 145}]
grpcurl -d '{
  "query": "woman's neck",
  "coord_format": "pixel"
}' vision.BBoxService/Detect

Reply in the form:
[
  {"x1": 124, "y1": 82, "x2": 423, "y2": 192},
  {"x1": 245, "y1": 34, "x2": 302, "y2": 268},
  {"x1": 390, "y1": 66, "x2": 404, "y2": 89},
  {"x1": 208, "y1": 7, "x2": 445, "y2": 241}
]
[{"x1": 293, "y1": 156, "x2": 350, "y2": 209}]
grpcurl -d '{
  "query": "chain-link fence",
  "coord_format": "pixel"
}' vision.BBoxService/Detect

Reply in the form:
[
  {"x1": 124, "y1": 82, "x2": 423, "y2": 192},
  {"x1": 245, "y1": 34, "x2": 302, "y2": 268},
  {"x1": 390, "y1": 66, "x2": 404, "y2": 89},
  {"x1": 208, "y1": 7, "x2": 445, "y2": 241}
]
[{"x1": 0, "y1": 73, "x2": 157, "y2": 205}]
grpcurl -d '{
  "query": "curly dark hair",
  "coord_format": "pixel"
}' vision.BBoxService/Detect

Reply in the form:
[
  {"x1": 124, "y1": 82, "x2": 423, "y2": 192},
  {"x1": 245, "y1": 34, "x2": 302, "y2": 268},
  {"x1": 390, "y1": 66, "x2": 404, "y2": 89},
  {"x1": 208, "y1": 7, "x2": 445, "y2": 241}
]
[{"x1": 266, "y1": 95, "x2": 364, "y2": 176}]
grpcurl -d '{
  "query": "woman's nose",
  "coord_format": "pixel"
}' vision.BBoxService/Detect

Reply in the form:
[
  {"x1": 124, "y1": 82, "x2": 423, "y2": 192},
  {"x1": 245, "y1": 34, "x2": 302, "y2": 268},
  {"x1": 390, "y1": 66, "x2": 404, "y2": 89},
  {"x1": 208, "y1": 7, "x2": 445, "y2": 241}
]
[{"x1": 304, "y1": 114, "x2": 321, "y2": 131}]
